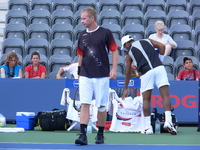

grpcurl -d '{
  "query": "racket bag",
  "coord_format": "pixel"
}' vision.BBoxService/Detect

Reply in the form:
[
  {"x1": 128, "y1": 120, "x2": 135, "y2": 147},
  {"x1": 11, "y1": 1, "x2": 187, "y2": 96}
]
[{"x1": 35, "y1": 109, "x2": 68, "y2": 131}]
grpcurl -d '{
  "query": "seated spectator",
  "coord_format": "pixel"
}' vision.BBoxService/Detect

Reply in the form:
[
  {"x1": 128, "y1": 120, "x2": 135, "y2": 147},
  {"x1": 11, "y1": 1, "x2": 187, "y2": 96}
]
[
  {"x1": 149, "y1": 21, "x2": 177, "y2": 61},
  {"x1": 0, "y1": 52, "x2": 22, "y2": 78},
  {"x1": 176, "y1": 57, "x2": 199, "y2": 81},
  {"x1": 25, "y1": 51, "x2": 46, "y2": 79},
  {"x1": 56, "y1": 62, "x2": 78, "y2": 79}
]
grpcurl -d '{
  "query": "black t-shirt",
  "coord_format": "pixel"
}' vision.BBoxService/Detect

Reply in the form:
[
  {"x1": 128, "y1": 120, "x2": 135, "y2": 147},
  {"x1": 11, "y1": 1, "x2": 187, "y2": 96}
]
[{"x1": 77, "y1": 27, "x2": 118, "y2": 78}]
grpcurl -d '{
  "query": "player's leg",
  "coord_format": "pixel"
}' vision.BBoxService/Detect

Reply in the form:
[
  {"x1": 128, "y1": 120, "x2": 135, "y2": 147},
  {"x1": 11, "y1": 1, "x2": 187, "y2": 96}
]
[
  {"x1": 159, "y1": 85, "x2": 177, "y2": 135},
  {"x1": 141, "y1": 89, "x2": 153, "y2": 135},
  {"x1": 140, "y1": 70, "x2": 155, "y2": 135},
  {"x1": 75, "y1": 77, "x2": 93, "y2": 145},
  {"x1": 93, "y1": 77, "x2": 109, "y2": 144},
  {"x1": 156, "y1": 66, "x2": 177, "y2": 135}
]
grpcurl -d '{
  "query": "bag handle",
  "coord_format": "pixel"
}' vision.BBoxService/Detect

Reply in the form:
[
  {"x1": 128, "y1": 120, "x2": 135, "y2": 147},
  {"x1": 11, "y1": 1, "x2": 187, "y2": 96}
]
[{"x1": 194, "y1": 69, "x2": 196, "y2": 80}]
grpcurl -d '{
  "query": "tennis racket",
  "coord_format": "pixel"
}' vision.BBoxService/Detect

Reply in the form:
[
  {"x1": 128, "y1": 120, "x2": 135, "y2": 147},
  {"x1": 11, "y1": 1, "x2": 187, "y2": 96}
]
[{"x1": 73, "y1": 86, "x2": 81, "y2": 112}]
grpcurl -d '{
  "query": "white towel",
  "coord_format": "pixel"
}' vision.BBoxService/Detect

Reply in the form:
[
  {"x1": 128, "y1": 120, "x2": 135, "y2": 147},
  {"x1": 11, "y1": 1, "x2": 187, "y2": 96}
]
[
  {"x1": 109, "y1": 98, "x2": 144, "y2": 132},
  {"x1": 0, "y1": 127, "x2": 25, "y2": 132},
  {"x1": 108, "y1": 88, "x2": 120, "y2": 116},
  {"x1": 60, "y1": 88, "x2": 71, "y2": 106},
  {"x1": 121, "y1": 96, "x2": 143, "y2": 111},
  {"x1": 67, "y1": 99, "x2": 97, "y2": 122}
]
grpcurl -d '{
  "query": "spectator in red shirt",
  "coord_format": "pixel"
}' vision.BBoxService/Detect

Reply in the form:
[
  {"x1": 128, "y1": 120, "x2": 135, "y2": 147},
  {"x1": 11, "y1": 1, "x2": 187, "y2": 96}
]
[
  {"x1": 176, "y1": 57, "x2": 199, "y2": 81},
  {"x1": 25, "y1": 51, "x2": 46, "y2": 79}
]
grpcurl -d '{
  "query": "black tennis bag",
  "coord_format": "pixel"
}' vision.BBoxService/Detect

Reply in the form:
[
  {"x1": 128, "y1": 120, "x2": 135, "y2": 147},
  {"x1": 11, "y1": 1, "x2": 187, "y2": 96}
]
[
  {"x1": 35, "y1": 109, "x2": 68, "y2": 131},
  {"x1": 151, "y1": 108, "x2": 178, "y2": 133}
]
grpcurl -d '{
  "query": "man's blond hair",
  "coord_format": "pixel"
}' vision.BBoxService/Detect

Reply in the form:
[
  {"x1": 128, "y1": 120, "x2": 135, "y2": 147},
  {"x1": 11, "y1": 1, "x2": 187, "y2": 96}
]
[{"x1": 82, "y1": 8, "x2": 97, "y2": 21}]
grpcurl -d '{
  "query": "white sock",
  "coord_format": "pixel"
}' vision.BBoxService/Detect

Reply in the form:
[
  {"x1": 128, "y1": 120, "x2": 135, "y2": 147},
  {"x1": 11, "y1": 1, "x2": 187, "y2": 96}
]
[
  {"x1": 165, "y1": 111, "x2": 172, "y2": 122},
  {"x1": 144, "y1": 116, "x2": 151, "y2": 128}
]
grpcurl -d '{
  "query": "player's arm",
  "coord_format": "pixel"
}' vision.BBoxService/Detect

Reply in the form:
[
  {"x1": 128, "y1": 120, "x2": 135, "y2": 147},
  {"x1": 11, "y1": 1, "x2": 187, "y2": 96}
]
[
  {"x1": 110, "y1": 49, "x2": 118, "y2": 80},
  {"x1": 56, "y1": 68, "x2": 64, "y2": 79},
  {"x1": 122, "y1": 55, "x2": 132, "y2": 99},
  {"x1": 77, "y1": 55, "x2": 83, "y2": 80},
  {"x1": 0, "y1": 67, "x2": 6, "y2": 78},
  {"x1": 149, "y1": 39, "x2": 165, "y2": 55}
]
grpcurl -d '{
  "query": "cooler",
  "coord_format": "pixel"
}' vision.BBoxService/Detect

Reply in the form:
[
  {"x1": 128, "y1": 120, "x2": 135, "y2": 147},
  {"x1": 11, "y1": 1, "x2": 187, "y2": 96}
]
[{"x1": 16, "y1": 112, "x2": 35, "y2": 130}]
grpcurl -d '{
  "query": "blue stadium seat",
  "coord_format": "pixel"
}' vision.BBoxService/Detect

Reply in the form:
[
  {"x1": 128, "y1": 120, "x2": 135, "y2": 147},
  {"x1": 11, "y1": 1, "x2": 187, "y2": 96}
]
[
  {"x1": 99, "y1": 0, "x2": 120, "y2": 12},
  {"x1": 192, "y1": 10, "x2": 200, "y2": 30},
  {"x1": 143, "y1": 0, "x2": 165, "y2": 12},
  {"x1": 25, "y1": 38, "x2": 49, "y2": 57},
  {"x1": 6, "y1": 9, "x2": 28, "y2": 26},
  {"x1": 52, "y1": 0, "x2": 74, "y2": 12},
  {"x1": 121, "y1": 10, "x2": 144, "y2": 27},
  {"x1": 8, "y1": 0, "x2": 30, "y2": 13},
  {"x1": 108, "y1": 54, "x2": 125, "y2": 75},
  {"x1": 29, "y1": 9, "x2": 51, "y2": 26},
  {"x1": 98, "y1": 10, "x2": 121, "y2": 26},
  {"x1": 189, "y1": 0, "x2": 200, "y2": 15},
  {"x1": 144, "y1": 10, "x2": 166, "y2": 28},
  {"x1": 167, "y1": 10, "x2": 189, "y2": 29},
  {"x1": 101, "y1": 24, "x2": 122, "y2": 40},
  {"x1": 162, "y1": 56, "x2": 174, "y2": 75},
  {"x1": 169, "y1": 25, "x2": 192, "y2": 41},
  {"x1": 114, "y1": 39, "x2": 124, "y2": 56},
  {"x1": 74, "y1": 0, "x2": 97, "y2": 12},
  {"x1": 122, "y1": 24, "x2": 145, "y2": 41},
  {"x1": 48, "y1": 71, "x2": 72, "y2": 79},
  {"x1": 196, "y1": 43, "x2": 200, "y2": 61},
  {"x1": 4, "y1": 23, "x2": 27, "y2": 42},
  {"x1": 171, "y1": 40, "x2": 195, "y2": 61},
  {"x1": 120, "y1": 0, "x2": 143, "y2": 13},
  {"x1": 74, "y1": 9, "x2": 83, "y2": 27},
  {"x1": 50, "y1": 39, "x2": 74, "y2": 58},
  {"x1": 74, "y1": 24, "x2": 86, "y2": 41},
  {"x1": 50, "y1": 23, "x2": 74, "y2": 42},
  {"x1": 194, "y1": 25, "x2": 200, "y2": 46},
  {"x1": 165, "y1": 0, "x2": 187, "y2": 14},
  {"x1": 167, "y1": 73, "x2": 175, "y2": 80},
  {"x1": 51, "y1": 9, "x2": 74, "y2": 27},
  {"x1": 30, "y1": 0, "x2": 52, "y2": 13},
  {"x1": 1, "y1": 38, "x2": 25, "y2": 57},
  {"x1": 72, "y1": 55, "x2": 78, "y2": 63},
  {"x1": 48, "y1": 54, "x2": 72, "y2": 73},
  {"x1": 28, "y1": 23, "x2": 51, "y2": 42}
]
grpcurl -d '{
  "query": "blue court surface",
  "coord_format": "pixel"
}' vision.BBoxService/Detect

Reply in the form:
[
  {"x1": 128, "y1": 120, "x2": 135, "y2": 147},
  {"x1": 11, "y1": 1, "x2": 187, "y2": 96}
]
[{"x1": 0, "y1": 143, "x2": 200, "y2": 150}]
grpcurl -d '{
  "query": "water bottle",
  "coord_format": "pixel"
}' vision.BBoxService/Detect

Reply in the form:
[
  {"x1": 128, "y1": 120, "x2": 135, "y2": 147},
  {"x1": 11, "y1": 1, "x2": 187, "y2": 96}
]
[
  {"x1": 155, "y1": 118, "x2": 160, "y2": 134},
  {"x1": 87, "y1": 122, "x2": 92, "y2": 133}
]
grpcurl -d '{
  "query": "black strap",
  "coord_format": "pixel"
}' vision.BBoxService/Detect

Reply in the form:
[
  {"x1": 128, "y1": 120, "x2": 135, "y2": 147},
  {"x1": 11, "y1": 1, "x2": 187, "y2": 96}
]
[
  {"x1": 194, "y1": 70, "x2": 196, "y2": 80},
  {"x1": 8, "y1": 66, "x2": 15, "y2": 78}
]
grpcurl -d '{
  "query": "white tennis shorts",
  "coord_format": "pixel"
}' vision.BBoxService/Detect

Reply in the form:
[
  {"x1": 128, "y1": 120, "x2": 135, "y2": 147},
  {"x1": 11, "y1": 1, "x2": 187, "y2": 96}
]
[
  {"x1": 79, "y1": 76, "x2": 109, "y2": 108},
  {"x1": 140, "y1": 66, "x2": 170, "y2": 93}
]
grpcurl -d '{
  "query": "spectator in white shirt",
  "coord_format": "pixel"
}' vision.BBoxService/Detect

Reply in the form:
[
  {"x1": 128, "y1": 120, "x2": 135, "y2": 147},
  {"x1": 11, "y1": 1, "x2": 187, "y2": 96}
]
[
  {"x1": 149, "y1": 21, "x2": 177, "y2": 61},
  {"x1": 56, "y1": 62, "x2": 78, "y2": 79}
]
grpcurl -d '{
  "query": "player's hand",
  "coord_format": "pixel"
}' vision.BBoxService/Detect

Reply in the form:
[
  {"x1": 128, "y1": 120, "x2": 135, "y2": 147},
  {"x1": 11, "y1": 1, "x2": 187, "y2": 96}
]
[
  {"x1": 121, "y1": 89, "x2": 128, "y2": 100},
  {"x1": 109, "y1": 70, "x2": 116, "y2": 80},
  {"x1": 56, "y1": 74, "x2": 63, "y2": 79}
]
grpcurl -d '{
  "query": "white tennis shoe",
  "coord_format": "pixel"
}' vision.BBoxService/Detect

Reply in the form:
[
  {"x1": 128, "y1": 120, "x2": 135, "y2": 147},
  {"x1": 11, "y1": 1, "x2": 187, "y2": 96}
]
[
  {"x1": 164, "y1": 121, "x2": 177, "y2": 135},
  {"x1": 141, "y1": 126, "x2": 153, "y2": 135}
]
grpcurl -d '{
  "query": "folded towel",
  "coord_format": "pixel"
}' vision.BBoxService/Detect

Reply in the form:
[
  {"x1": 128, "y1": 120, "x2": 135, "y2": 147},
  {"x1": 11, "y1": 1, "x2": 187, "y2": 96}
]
[
  {"x1": 0, "y1": 127, "x2": 25, "y2": 132},
  {"x1": 60, "y1": 88, "x2": 71, "y2": 106}
]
